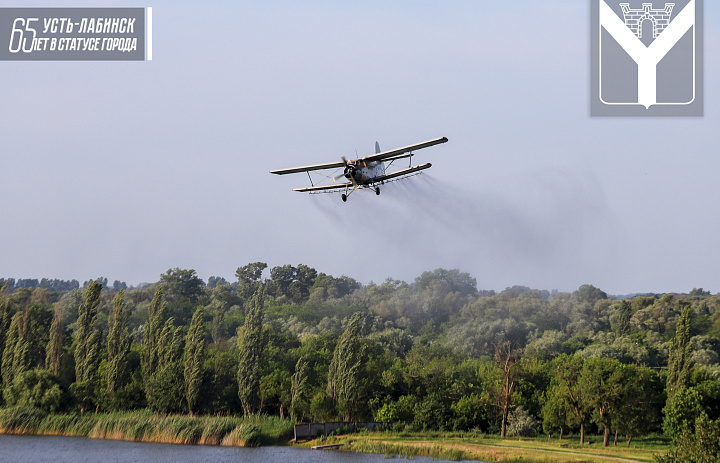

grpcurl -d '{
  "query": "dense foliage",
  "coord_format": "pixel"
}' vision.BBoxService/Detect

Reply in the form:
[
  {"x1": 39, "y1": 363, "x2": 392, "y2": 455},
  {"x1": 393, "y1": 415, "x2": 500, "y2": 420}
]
[{"x1": 1, "y1": 268, "x2": 719, "y2": 450}]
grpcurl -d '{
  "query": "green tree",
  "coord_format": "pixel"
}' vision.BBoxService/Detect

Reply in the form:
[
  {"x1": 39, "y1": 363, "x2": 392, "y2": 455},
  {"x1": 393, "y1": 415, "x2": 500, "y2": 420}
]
[
  {"x1": 267, "y1": 264, "x2": 317, "y2": 303},
  {"x1": 236, "y1": 262, "x2": 267, "y2": 302},
  {"x1": 611, "y1": 300, "x2": 633, "y2": 335},
  {"x1": 327, "y1": 312, "x2": 365, "y2": 421},
  {"x1": 160, "y1": 268, "x2": 205, "y2": 302},
  {"x1": 615, "y1": 365, "x2": 664, "y2": 445},
  {"x1": 541, "y1": 385, "x2": 570, "y2": 439},
  {"x1": 667, "y1": 306, "x2": 694, "y2": 399},
  {"x1": 451, "y1": 393, "x2": 490, "y2": 432},
  {"x1": 309, "y1": 273, "x2": 360, "y2": 301},
  {"x1": 3, "y1": 368, "x2": 65, "y2": 413},
  {"x1": 656, "y1": 414, "x2": 720, "y2": 463},
  {"x1": 106, "y1": 290, "x2": 131, "y2": 410},
  {"x1": 260, "y1": 369, "x2": 291, "y2": 418},
  {"x1": 201, "y1": 348, "x2": 240, "y2": 414},
  {"x1": 142, "y1": 288, "x2": 185, "y2": 412},
  {"x1": 493, "y1": 341, "x2": 522, "y2": 438},
  {"x1": 573, "y1": 284, "x2": 608, "y2": 306},
  {"x1": 1, "y1": 313, "x2": 30, "y2": 387},
  {"x1": 258, "y1": 328, "x2": 298, "y2": 418},
  {"x1": 146, "y1": 317, "x2": 185, "y2": 412},
  {"x1": 237, "y1": 287, "x2": 266, "y2": 416},
  {"x1": 1, "y1": 296, "x2": 52, "y2": 390},
  {"x1": 184, "y1": 306, "x2": 206, "y2": 415},
  {"x1": 142, "y1": 288, "x2": 167, "y2": 384},
  {"x1": 45, "y1": 306, "x2": 64, "y2": 376},
  {"x1": 0, "y1": 284, "x2": 13, "y2": 388},
  {"x1": 551, "y1": 354, "x2": 590, "y2": 444},
  {"x1": 160, "y1": 268, "x2": 206, "y2": 324},
  {"x1": 309, "y1": 392, "x2": 335, "y2": 422},
  {"x1": 206, "y1": 283, "x2": 240, "y2": 344},
  {"x1": 72, "y1": 280, "x2": 103, "y2": 411},
  {"x1": 206, "y1": 276, "x2": 228, "y2": 289},
  {"x1": 578, "y1": 357, "x2": 627, "y2": 447},
  {"x1": 290, "y1": 357, "x2": 309, "y2": 422},
  {"x1": 663, "y1": 386, "x2": 703, "y2": 439}
]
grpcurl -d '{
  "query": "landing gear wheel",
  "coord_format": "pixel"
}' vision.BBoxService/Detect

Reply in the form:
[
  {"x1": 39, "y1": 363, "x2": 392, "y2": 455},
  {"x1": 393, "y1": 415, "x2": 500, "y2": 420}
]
[
  {"x1": 375, "y1": 187, "x2": 380, "y2": 196},
  {"x1": 341, "y1": 194, "x2": 347, "y2": 202}
]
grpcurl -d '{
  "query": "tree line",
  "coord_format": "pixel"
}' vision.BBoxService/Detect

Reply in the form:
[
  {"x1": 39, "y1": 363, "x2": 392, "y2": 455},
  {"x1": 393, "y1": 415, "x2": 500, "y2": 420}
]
[{"x1": 0, "y1": 265, "x2": 719, "y2": 448}]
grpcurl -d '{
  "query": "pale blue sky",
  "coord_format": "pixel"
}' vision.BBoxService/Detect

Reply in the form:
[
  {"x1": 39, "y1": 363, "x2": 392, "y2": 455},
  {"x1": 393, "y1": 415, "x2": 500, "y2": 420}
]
[{"x1": 1, "y1": 1, "x2": 718, "y2": 294}]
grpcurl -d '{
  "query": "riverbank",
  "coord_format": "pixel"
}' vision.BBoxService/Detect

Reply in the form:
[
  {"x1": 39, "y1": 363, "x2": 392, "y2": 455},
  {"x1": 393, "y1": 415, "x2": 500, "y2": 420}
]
[
  {"x1": 296, "y1": 432, "x2": 672, "y2": 462},
  {"x1": 0, "y1": 407, "x2": 673, "y2": 462},
  {"x1": 0, "y1": 406, "x2": 293, "y2": 447}
]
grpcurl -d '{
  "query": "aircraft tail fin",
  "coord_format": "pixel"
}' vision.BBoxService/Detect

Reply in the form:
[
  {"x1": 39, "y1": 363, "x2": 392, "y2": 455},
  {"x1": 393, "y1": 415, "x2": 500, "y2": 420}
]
[{"x1": 375, "y1": 141, "x2": 381, "y2": 154}]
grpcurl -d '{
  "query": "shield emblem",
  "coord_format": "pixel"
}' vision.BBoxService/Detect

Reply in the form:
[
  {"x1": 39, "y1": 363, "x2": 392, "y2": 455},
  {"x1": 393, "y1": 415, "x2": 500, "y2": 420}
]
[{"x1": 591, "y1": 0, "x2": 703, "y2": 116}]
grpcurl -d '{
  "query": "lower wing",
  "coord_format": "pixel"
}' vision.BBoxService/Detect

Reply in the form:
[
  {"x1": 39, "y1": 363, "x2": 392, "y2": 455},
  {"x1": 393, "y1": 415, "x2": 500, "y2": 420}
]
[
  {"x1": 293, "y1": 182, "x2": 352, "y2": 193},
  {"x1": 371, "y1": 163, "x2": 432, "y2": 183},
  {"x1": 291, "y1": 163, "x2": 431, "y2": 192}
]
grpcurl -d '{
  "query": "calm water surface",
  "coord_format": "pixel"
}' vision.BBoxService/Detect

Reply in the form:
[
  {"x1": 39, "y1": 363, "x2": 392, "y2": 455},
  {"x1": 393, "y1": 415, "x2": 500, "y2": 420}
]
[{"x1": 0, "y1": 434, "x2": 472, "y2": 462}]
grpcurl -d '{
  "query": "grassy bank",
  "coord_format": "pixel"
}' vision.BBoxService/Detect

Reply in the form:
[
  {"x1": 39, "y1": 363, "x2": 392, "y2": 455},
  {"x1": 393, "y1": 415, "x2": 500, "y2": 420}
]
[
  {"x1": 0, "y1": 407, "x2": 674, "y2": 462},
  {"x1": 0, "y1": 406, "x2": 293, "y2": 447},
  {"x1": 297, "y1": 431, "x2": 672, "y2": 462}
]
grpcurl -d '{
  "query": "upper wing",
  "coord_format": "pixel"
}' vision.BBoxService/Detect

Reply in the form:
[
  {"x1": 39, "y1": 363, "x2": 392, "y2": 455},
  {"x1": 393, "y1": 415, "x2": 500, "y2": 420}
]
[
  {"x1": 293, "y1": 182, "x2": 352, "y2": 193},
  {"x1": 362, "y1": 137, "x2": 448, "y2": 163},
  {"x1": 270, "y1": 160, "x2": 346, "y2": 175},
  {"x1": 271, "y1": 136, "x2": 447, "y2": 175}
]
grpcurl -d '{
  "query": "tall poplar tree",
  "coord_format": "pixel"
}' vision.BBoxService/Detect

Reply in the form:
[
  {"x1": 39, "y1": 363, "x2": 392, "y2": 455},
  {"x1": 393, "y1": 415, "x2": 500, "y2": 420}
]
[
  {"x1": 184, "y1": 306, "x2": 206, "y2": 415},
  {"x1": 0, "y1": 285, "x2": 15, "y2": 387},
  {"x1": 146, "y1": 317, "x2": 185, "y2": 413},
  {"x1": 142, "y1": 288, "x2": 185, "y2": 412},
  {"x1": 290, "y1": 356, "x2": 309, "y2": 422},
  {"x1": 613, "y1": 300, "x2": 632, "y2": 335},
  {"x1": 667, "y1": 305, "x2": 694, "y2": 400},
  {"x1": 327, "y1": 312, "x2": 365, "y2": 421},
  {"x1": 0, "y1": 284, "x2": 13, "y2": 387},
  {"x1": 237, "y1": 287, "x2": 266, "y2": 416},
  {"x1": 1, "y1": 313, "x2": 29, "y2": 387},
  {"x1": 45, "y1": 306, "x2": 64, "y2": 376},
  {"x1": 72, "y1": 280, "x2": 103, "y2": 411},
  {"x1": 142, "y1": 288, "x2": 167, "y2": 382},
  {"x1": 106, "y1": 290, "x2": 131, "y2": 409},
  {"x1": 1, "y1": 295, "x2": 50, "y2": 389}
]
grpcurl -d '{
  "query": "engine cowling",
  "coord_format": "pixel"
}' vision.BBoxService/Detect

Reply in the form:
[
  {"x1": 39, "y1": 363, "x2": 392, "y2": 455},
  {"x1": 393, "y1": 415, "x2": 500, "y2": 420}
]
[{"x1": 344, "y1": 165, "x2": 357, "y2": 181}]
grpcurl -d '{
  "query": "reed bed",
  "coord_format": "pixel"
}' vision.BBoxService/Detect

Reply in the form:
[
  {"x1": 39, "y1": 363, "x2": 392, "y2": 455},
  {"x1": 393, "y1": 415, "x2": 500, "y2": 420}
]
[{"x1": 0, "y1": 406, "x2": 293, "y2": 447}]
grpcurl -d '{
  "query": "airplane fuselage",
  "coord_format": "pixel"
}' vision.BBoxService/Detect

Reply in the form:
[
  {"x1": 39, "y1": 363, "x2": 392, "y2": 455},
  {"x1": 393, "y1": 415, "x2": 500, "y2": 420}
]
[{"x1": 344, "y1": 160, "x2": 386, "y2": 185}]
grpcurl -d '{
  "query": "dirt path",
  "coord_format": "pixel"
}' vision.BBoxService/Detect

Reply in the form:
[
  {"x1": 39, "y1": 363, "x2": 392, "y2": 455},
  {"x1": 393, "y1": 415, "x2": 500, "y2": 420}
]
[{"x1": 365, "y1": 438, "x2": 651, "y2": 463}]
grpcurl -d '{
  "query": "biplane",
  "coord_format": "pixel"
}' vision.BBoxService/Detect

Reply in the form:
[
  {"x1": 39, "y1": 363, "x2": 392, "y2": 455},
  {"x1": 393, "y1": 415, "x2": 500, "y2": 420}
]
[{"x1": 270, "y1": 137, "x2": 448, "y2": 202}]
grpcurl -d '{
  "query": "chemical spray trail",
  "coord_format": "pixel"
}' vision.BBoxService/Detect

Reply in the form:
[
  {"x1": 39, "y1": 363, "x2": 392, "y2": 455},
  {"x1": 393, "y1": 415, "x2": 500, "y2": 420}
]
[{"x1": 309, "y1": 171, "x2": 618, "y2": 290}]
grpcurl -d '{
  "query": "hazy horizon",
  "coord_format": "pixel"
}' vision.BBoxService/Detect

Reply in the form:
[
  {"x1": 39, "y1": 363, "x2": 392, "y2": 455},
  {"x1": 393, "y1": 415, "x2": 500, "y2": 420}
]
[{"x1": 2, "y1": 0, "x2": 718, "y2": 295}]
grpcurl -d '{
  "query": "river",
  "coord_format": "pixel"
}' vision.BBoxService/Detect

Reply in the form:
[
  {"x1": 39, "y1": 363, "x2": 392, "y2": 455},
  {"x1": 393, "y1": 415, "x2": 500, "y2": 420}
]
[{"x1": 0, "y1": 434, "x2": 470, "y2": 462}]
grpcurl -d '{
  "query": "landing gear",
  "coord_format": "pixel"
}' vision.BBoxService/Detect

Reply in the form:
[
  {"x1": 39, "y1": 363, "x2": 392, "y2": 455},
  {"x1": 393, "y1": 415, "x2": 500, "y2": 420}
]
[
  {"x1": 341, "y1": 194, "x2": 347, "y2": 202},
  {"x1": 375, "y1": 187, "x2": 380, "y2": 195}
]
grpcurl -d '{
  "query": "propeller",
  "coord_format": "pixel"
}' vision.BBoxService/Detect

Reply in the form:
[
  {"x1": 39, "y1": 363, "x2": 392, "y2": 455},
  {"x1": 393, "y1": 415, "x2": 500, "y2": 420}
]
[{"x1": 333, "y1": 155, "x2": 350, "y2": 181}]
